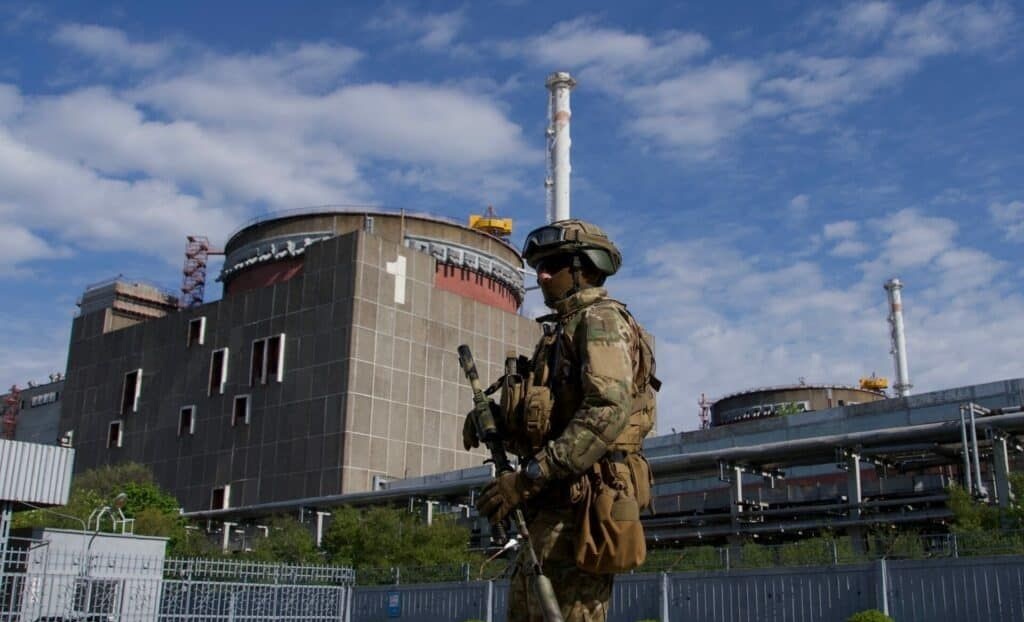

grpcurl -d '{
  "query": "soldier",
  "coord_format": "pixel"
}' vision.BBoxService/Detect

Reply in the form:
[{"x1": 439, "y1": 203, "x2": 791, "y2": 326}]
[{"x1": 466, "y1": 219, "x2": 658, "y2": 622}]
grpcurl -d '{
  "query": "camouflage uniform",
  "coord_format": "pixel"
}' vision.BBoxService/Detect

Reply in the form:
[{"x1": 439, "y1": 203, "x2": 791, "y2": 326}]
[{"x1": 508, "y1": 286, "x2": 652, "y2": 622}]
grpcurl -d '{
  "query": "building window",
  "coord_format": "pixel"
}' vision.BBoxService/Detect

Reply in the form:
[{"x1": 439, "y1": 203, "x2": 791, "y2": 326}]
[
  {"x1": 187, "y1": 316, "x2": 206, "y2": 347},
  {"x1": 107, "y1": 420, "x2": 123, "y2": 448},
  {"x1": 211, "y1": 485, "x2": 230, "y2": 510},
  {"x1": 179, "y1": 405, "x2": 196, "y2": 436},
  {"x1": 209, "y1": 348, "x2": 228, "y2": 395},
  {"x1": 232, "y1": 395, "x2": 250, "y2": 426},
  {"x1": 250, "y1": 334, "x2": 285, "y2": 385},
  {"x1": 29, "y1": 392, "x2": 58, "y2": 407},
  {"x1": 120, "y1": 369, "x2": 141, "y2": 415}
]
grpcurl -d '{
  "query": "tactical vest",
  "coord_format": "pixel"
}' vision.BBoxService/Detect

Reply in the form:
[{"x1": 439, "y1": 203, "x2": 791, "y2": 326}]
[{"x1": 503, "y1": 298, "x2": 659, "y2": 458}]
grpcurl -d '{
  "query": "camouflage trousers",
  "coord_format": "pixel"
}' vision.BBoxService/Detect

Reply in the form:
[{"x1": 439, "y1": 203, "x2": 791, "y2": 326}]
[{"x1": 508, "y1": 506, "x2": 614, "y2": 622}]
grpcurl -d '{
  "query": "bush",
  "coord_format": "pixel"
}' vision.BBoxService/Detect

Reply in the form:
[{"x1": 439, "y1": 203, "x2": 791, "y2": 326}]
[{"x1": 846, "y1": 610, "x2": 894, "y2": 622}]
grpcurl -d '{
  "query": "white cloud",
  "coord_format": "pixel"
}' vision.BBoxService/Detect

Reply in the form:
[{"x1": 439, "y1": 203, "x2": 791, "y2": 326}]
[
  {"x1": 512, "y1": 17, "x2": 709, "y2": 78},
  {"x1": 989, "y1": 200, "x2": 1024, "y2": 240},
  {"x1": 614, "y1": 206, "x2": 1019, "y2": 431},
  {"x1": 831, "y1": 239, "x2": 869, "y2": 257},
  {"x1": 503, "y1": 4, "x2": 1013, "y2": 155},
  {"x1": 0, "y1": 26, "x2": 536, "y2": 271},
  {"x1": 824, "y1": 220, "x2": 858, "y2": 239},
  {"x1": 52, "y1": 23, "x2": 172, "y2": 69},
  {"x1": 0, "y1": 223, "x2": 70, "y2": 276},
  {"x1": 874, "y1": 209, "x2": 957, "y2": 270},
  {"x1": 837, "y1": 2, "x2": 895, "y2": 39},
  {"x1": 789, "y1": 194, "x2": 811, "y2": 218},
  {"x1": 889, "y1": 0, "x2": 1013, "y2": 56},
  {"x1": 366, "y1": 8, "x2": 467, "y2": 52}
]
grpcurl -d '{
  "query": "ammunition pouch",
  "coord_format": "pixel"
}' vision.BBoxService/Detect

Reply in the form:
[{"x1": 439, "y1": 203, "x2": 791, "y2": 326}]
[
  {"x1": 574, "y1": 451, "x2": 650, "y2": 574},
  {"x1": 522, "y1": 384, "x2": 554, "y2": 451},
  {"x1": 499, "y1": 356, "x2": 528, "y2": 439}
]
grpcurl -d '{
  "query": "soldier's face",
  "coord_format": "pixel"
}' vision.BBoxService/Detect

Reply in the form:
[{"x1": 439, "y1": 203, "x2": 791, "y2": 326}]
[{"x1": 537, "y1": 255, "x2": 576, "y2": 305}]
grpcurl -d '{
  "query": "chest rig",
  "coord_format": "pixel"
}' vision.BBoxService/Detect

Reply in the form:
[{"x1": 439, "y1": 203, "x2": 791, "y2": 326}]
[{"x1": 503, "y1": 298, "x2": 660, "y2": 458}]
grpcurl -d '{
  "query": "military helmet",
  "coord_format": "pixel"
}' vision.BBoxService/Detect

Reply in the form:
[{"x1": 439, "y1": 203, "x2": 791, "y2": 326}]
[{"x1": 521, "y1": 219, "x2": 622, "y2": 276}]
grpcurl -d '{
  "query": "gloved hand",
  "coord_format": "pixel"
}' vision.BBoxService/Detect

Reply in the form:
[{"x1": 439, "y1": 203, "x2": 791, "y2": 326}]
[
  {"x1": 462, "y1": 401, "x2": 501, "y2": 450},
  {"x1": 476, "y1": 471, "x2": 543, "y2": 525}
]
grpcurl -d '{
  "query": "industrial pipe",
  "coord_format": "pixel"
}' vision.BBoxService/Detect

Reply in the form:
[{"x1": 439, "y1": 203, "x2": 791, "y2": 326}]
[
  {"x1": 959, "y1": 406, "x2": 973, "y2": 494},
  {"x1": 968, "y1": 404, "x2": 988, "y2": 497}
]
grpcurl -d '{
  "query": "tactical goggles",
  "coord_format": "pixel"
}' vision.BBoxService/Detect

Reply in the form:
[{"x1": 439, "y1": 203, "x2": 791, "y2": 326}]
[
  {"x1": 521, "y1": 226, "x2": 568, "y2": 257},
  {"x1": 535, "y1": 254, "x2": 575, "y2": 275}
]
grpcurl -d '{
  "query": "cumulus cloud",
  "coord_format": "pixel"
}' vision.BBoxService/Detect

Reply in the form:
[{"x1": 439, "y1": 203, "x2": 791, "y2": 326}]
[
  {"x1": 789, "y1": 194, "x2": 811, "y2": 218},
  {"x1": 989, "y1": 200, "x2": 1024, "y2": 240},
  {"x1": 0, "y1": 222, "x2": 70, "y2": 276},
  {"x1": 0, "y1": 25, "x2": 535, "y2": 270},
  {"x1": 831, "y1": 239, "x2": 869, "y2": 258},
  {"x1": 837, "y1": 2, "x2": 895, "y2": 39},
  {"x1": 510, "y1": 16, "x2": 709, "y2": 80},
  {"x1": 824, "y1": 220, "x2": 858, "y2": 239},
  {"x1": 614, "y1": 205, "x2": 1021, "y2": 431},
  {"x1": 366, "y1": 8, "x2": 468, "y2": 53},
  {"x1": 52, "y1": 23, "x2": 172, "y2": 69},
  {"x1": 502, "y1": 3, "x2": 1013, "y2": 156}
]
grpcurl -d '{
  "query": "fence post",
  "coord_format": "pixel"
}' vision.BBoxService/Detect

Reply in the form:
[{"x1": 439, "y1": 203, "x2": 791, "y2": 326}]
[
  {"x1": 486, "y1": 580, "x2": 494, "y2": 622},
  {"x1": 874, "y1": 558, "x2": 889, "y2": 616},
  {"x1": 343, "y1": 584, "x2": 353, "y2": 622},
  {"x1": 660, "y1": 572, "x2": 670, "y2": 622}
]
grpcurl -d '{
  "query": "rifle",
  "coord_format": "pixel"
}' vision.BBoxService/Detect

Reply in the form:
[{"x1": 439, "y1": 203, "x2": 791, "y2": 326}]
[{"x1": 457, "y1": 345, "x2": 563, "y2": 622}]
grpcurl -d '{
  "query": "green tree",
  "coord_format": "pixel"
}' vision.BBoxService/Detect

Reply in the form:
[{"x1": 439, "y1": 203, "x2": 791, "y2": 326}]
[
  {"x1": 322, "y1": 506, "x2": 476, "y2": 570},
  {"x1": 244, "y1": 515, "x2": 321, "y2": 564},
  {"x1": 12, "y1": 462, "x2": 214, "y2": 557}
]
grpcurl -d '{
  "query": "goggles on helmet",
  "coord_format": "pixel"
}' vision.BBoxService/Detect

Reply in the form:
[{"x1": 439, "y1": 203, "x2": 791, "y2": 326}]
[{"x1": 521, "y1": 225, "x2": 568, "y2": 259}]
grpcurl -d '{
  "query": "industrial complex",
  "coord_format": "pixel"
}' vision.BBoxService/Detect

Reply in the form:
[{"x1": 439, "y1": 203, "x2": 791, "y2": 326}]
[{"x1": 2, "y1": 71, "x2": 1022, "y2": 554}]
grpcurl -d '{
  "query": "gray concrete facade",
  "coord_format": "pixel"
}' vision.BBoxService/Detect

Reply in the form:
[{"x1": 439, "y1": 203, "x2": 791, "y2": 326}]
[{"x1": 60, "y1": 227, "x2": 538, "y2": 512}]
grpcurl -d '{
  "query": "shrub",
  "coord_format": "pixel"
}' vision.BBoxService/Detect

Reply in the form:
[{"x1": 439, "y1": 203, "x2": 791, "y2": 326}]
[{"x1": 846, "y1": 610, "x2": 894, "y2": 622}]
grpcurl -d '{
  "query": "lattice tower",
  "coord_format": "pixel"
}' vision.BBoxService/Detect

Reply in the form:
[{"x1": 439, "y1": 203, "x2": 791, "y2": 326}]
[{"x1": 181, "y1": 236, "x2": 223, "y2": 309}]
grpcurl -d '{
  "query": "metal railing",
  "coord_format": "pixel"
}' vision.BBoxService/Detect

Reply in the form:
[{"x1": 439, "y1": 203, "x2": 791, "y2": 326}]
[{"x1": 1, "y1": 538, "x2": 354, "y2": 621}]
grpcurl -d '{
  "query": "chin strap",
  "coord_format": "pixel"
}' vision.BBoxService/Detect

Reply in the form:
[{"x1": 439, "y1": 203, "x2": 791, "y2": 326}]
[{"x1": 567, "y1": 255, "x2": 583, "y2": 298}]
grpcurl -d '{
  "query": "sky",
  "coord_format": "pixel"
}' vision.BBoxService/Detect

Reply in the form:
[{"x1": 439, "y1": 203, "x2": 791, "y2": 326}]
[{"x1": 1, "y1": 1, "x2": 1022, "y2": 432}]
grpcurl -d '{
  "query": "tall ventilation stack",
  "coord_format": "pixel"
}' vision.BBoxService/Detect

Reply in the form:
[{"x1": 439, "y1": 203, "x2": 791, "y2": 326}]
[
  {"x1": 545, "y1": 72, "x2": 576, "y2": 223},
  {"x1": 884, "y1": 278, "x2": 912, "y2": 397}
]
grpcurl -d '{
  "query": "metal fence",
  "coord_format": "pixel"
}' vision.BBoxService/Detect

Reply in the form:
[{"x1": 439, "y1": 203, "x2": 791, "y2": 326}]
[
  {"x1": 348, "y1": 556, "x2": 1024, "y2": 622},
  {"x1": 0, "y1": 541, "x2": 355, "y2": 621},
  {"x1": 4, "y1": 539, "x2": 1023, "y2": 621}
]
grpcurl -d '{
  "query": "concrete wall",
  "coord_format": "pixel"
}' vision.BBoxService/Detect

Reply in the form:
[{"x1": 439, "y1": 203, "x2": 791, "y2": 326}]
[{"x1": 61, "y1": 228, "x2": 539, "y2": 510}]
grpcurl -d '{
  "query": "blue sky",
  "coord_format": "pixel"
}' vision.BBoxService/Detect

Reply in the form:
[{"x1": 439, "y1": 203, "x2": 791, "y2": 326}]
[{"x1": 1, "y1": 1, "x2": 1022, "y2": 431}]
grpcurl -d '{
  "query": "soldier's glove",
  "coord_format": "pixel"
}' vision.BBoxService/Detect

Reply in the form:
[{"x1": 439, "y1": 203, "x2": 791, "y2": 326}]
[
  {"x1": 476, "y1": 471, "x2": 543, "y2": 525},
  {"x1": 462, "y1": 401, "x2": 501, "y2": 450}
]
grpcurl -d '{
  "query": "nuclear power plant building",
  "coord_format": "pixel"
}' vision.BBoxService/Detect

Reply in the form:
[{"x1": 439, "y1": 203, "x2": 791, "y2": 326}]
[{"x1": 59, "y1": 210, "x2": 538, "y2": 512}]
